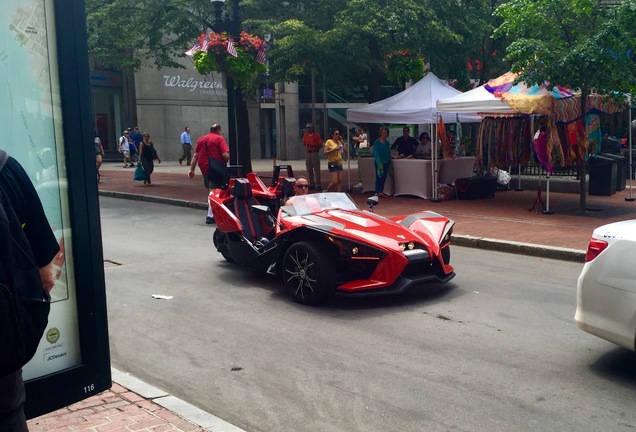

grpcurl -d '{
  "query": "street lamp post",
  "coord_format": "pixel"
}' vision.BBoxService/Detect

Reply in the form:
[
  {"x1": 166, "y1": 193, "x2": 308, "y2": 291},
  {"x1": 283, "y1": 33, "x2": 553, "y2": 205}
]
[{"x1": 211, "y1": 0, "x2": 239, "y2": 166}]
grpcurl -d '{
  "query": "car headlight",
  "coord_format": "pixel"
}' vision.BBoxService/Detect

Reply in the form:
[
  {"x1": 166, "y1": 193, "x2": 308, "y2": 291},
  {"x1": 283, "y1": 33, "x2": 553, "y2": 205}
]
[{"x1": 399, "y1": 242, "x2": 415, "y2": 251}]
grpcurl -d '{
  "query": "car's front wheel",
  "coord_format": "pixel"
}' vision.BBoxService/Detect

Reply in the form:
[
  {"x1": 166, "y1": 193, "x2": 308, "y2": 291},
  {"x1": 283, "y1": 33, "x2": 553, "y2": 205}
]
[{"x1": 282, "y1": 242, "x2": 335, "y2": 305}]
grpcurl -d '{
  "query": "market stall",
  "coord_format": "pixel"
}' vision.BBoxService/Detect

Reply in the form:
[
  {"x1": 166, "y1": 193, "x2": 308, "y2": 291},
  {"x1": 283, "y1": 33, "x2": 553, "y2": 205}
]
[
  {"x1": 437, "y1": 73, "x2": 630, "y2": 208},
  {"x1": 359, "y1": 157, "x2": 478, "y2": 198},
  {"x1": 347, "y1": 72, "x2": 482, "y2": 198}
]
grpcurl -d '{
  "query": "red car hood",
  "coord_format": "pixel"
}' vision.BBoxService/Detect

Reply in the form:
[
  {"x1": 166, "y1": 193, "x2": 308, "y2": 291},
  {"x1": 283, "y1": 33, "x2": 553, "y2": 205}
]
[{"x1": 282, "y1": 209, "x2": 448, "y2": 254}]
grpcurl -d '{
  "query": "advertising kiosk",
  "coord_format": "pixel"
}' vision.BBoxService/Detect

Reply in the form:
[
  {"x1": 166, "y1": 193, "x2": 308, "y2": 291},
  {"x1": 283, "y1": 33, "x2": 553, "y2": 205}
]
[{"x1": 1, "y1": 0, "x2": 111, "y2": 418}]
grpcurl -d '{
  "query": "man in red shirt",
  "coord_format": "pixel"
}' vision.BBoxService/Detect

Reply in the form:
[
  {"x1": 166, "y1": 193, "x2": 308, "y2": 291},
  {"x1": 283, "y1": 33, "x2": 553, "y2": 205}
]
[
  {"x1": 302, "y1": 123, "x2": 323, "y2": 190},
  {"x1": 189, "y1": 124, "x2": 230, "y2": 224}
]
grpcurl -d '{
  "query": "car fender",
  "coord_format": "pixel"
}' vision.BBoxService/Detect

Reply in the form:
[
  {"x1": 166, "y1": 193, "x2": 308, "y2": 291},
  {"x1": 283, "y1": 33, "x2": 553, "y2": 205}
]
[
  {"x1": 209, "y1": 191, "x2": 242, "y2": 233},
  {"x1": 390, "y1": 212, "x2": 454, "y2": 244}
]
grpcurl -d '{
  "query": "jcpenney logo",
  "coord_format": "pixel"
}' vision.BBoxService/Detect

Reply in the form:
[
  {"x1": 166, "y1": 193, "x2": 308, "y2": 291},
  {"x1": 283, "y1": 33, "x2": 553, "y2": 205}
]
[{"x1": 163, "y1": 75, "x2": 224, "y2": 92}]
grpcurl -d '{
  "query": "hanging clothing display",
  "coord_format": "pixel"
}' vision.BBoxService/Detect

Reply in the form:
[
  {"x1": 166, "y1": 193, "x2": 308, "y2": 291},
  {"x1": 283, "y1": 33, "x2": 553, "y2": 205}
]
[
  {"x1": 561, "y1": 118, "x2": 588, "y2": 161},
  {"x1": 437, "y1": 117, "x2": 454, "y2": 159},
  {"x1": 585, "y1": 113, "x2": 601, "y2": 156},
  {"x1": 546, "y1": 118, "x2": 565, "y2": 171},
  {"x1": 533, "y1": 127, "x2": 553, "y2": 173},
  {"x1": 476, "y1": 117, "x2": 533, "y2": 169}
]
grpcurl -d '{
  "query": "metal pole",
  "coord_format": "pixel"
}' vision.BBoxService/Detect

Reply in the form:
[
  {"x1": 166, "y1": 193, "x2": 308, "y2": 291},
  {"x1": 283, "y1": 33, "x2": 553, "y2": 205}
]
[
  {"x1": 432, "y1": 119, "x2": 439, "y2": 201},
  {"x1": 543, "y1": 175, "x2": 553, "y2": 214},
  {"x1": 346, "y1": 126, "x2": 351, "y2": 191},
  {"x1": 228, "y1": 0, "x2": 240, "y2": 166},
  {"x1": 227, "y1": 77, "x2": 238, "y2": 165},
  {"x1": 515, "y1": 163, "x2": 523, "y2": 191}
]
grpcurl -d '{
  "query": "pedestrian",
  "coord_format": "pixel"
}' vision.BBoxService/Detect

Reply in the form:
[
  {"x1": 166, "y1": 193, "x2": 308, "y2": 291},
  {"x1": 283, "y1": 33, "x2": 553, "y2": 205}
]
[
  {"x1": 302, "y1": 123, "x2": 323, "y2": 190},
  {"x1": 0, "y1": 149, "x2": 59, "y2": 432},
  {"x1": 391, "y1": 126, "x2": 418, "y2": 159},
  {"x1": 324, "y1": 128, "x2": 347, "y2": 192},
  {"x1": 126, "y1": 129, "x2": 138, "y2": 166},
  {"x1": 138, "y1": 132, "x2": 161, "y2": 185},
  {"x1": 94, "y1": 132, "x2": 104, "y2": 182},
  {"x1": 131, "y1": 126, "x2": 143, "y2": 150},
  {"x1": 373, "y1": 126, "x2": 393, "y2": 198},
  {"x1": 414, "y1": 132, "x2": 432, "y2": 159},
  {"x1": 179, "y1": 126, "x2": 192, "y2": 165},
  {"x1": 189, "y1": 123, "x2": 230, "y2": 224},
  {"x1": 348, "y1": 128, "x2": 359, "y2": 159},
  {"x1": 355, "y1": 128, "x2": 368, "y2": 149},
  {"x1": 118, "y1": 129, "x2": 132, "y2": 168}
]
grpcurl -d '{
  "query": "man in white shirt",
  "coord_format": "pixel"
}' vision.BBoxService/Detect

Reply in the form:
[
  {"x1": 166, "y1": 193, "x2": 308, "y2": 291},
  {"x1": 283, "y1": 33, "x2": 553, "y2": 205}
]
[{"x1": 118, "y1": 130, "x2": 132, "y2": 168}]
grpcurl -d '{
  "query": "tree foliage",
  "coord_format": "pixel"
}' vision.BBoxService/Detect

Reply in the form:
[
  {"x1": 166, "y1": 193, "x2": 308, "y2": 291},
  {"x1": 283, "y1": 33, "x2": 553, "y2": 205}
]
[
  {"x1": 242, "y1": 0, "x2": 509, "y2": 100},
  {"x1": 494, "y1": 0, "x2": 636, "y2": 96},
  {"x1": 86, "y1": 0, "x2": 509, "y2": 96},
  {"x1": 85, "y1": 0, "x2": 215, "y2": 71}
]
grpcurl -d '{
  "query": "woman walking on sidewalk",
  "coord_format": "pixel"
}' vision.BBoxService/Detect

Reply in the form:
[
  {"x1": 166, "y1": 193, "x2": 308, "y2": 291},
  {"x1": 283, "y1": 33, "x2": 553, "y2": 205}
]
[{"x1": 139, "y1": 132, "x2": 161, "y2": 184}]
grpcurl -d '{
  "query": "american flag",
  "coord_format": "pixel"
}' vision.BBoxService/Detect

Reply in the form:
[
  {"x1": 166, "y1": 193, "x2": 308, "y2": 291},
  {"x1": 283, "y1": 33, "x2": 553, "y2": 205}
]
[
  {"x1": 255, "y1": 43, "x2": 267, "y2": 64},
  {"x1": 227, "y1": 36, "x2": 238, "y2": 57},
  {"x1": 200, "y1": 34, "x2": 210, "y2": 52},
  {"x1": 185, "y1": 41, "x2": 200, "y2": 56}
]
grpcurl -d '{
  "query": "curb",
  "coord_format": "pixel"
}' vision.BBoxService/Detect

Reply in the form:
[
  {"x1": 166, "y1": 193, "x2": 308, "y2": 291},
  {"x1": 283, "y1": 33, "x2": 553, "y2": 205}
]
[
  {"x1": 452, "y1": 234, "x2": 585, "y2": 263},
  {"x1": 111, "y1": 368, "x2": 246, "y2": 432},
  {"x1": 99, "y1": 190, "x2": 208, "y2": 210},
  {"x1": 99, "y1": 190, "x2": 586, "y2": 262}
]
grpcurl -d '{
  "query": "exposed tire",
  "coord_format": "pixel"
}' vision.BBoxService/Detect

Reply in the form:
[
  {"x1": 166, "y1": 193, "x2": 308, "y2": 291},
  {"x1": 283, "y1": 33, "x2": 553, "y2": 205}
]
[
  {"x1": 282, "y1": 242, "x2": 335, "y2": 305},
  {"x1": 213, "y1": 229, "x2": 235, "y2": 263},
  {"x1": 441, "y1": 244, "x2": 451, "y2": 265}
]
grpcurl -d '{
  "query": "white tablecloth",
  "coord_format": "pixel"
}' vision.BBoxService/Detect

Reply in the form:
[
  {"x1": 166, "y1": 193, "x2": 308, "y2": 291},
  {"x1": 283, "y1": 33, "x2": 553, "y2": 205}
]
[
  {"x1": 393, "y1": 159, "x2": 434, "y2": 199},
  {"x1": 392, "y1": 157, "x2": 477, "y2": 199}
]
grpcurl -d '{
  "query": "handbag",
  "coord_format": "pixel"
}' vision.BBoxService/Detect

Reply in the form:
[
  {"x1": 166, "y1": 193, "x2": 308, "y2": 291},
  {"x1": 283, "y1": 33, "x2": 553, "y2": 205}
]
[
  {"x1": 133, "y1": 163, "x2": 145, "y2": 181},
  {"x1": 208, "y1": 157, "x2": 227, "y2": 187}
]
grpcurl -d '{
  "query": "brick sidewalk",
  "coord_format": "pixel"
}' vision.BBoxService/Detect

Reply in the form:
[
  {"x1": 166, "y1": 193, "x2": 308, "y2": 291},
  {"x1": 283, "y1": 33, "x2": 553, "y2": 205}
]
[{"x1": 27, "y1": 383, "x2": 204, "y2": 432}]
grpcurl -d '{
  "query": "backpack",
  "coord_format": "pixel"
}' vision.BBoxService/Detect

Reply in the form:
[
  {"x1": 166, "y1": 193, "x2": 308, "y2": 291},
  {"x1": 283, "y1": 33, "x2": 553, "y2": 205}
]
[{"x1": 0, "y1": 150, "x2": 50, "y2": 376}]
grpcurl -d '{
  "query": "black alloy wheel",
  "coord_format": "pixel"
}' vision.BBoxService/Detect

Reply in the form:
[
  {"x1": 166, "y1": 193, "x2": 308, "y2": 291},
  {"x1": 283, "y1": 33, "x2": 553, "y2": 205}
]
[{"x1": 282, "y1": 242, "x2": 335, "y2": 305}]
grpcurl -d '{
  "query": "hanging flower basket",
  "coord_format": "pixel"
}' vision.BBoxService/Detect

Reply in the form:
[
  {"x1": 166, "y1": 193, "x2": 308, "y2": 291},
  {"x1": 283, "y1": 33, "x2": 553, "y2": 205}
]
[
  {"x1": 189, "y1": 31, "x2": 268, "y2": 90},
  {"x1": 385, "y1": 50, "x2": 425, "y2": 85}
]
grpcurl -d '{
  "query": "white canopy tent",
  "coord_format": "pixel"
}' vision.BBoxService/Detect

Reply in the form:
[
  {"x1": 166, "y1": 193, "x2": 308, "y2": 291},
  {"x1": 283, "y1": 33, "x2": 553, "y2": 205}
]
[
  {"x1": 346, "y1": 72, "x2": 483, "y2": 124},
  {"x1": 436, "y1": 84, "x2": 516, "y2": 115}
]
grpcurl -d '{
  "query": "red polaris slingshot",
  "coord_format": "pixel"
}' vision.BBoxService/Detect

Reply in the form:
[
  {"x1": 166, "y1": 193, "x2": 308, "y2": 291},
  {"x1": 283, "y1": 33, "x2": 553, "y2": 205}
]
[{"x1": 210, "y1": 166, "x2": 455, "y2": 305}]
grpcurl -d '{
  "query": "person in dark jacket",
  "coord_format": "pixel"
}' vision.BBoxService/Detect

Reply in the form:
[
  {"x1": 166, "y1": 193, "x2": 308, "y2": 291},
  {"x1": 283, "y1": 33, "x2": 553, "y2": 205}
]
[{"x1": 0, "y1": 150, "x2": 59, "y2": 432}]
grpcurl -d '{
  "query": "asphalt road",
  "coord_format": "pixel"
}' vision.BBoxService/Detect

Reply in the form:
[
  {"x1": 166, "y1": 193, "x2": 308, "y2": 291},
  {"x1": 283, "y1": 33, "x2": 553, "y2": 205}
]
[{"x1": 100, "y1": 197, "x2": 636, "y2": 432}]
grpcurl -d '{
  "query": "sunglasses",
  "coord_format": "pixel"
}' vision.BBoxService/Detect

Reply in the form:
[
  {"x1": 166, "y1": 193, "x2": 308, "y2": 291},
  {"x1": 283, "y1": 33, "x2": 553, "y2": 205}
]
[
  {"x1": 334, "y1": 133, "x2": 340, "y2": 136},
  {"x1": 295, "y1": 184, "x2": 309, "y2": 189}
]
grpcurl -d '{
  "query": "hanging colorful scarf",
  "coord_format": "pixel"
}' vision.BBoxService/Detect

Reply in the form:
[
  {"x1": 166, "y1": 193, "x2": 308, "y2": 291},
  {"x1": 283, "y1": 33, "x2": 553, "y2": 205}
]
[{"x1": 438, "y1": 117, "x2": 454, "y2": 159}]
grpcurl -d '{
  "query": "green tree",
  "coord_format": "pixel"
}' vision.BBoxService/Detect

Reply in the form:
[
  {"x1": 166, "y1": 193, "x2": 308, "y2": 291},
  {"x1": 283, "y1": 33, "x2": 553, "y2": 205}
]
[
  {"x1": 494, "y1": 0, "x2": 636, "y2": 212},
  {"x1": 244, "y1": 0, "x2": 509, "y2": 101},
  {"x1": 85, "y1": 0, "x2": 213, "y2": 71}
]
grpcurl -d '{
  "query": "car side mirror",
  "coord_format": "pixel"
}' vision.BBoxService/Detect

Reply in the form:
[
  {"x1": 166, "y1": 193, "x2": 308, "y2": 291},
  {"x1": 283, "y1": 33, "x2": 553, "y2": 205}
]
[{"x1": 366, "y1": 195, "x2": 379, "y2": 212}]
